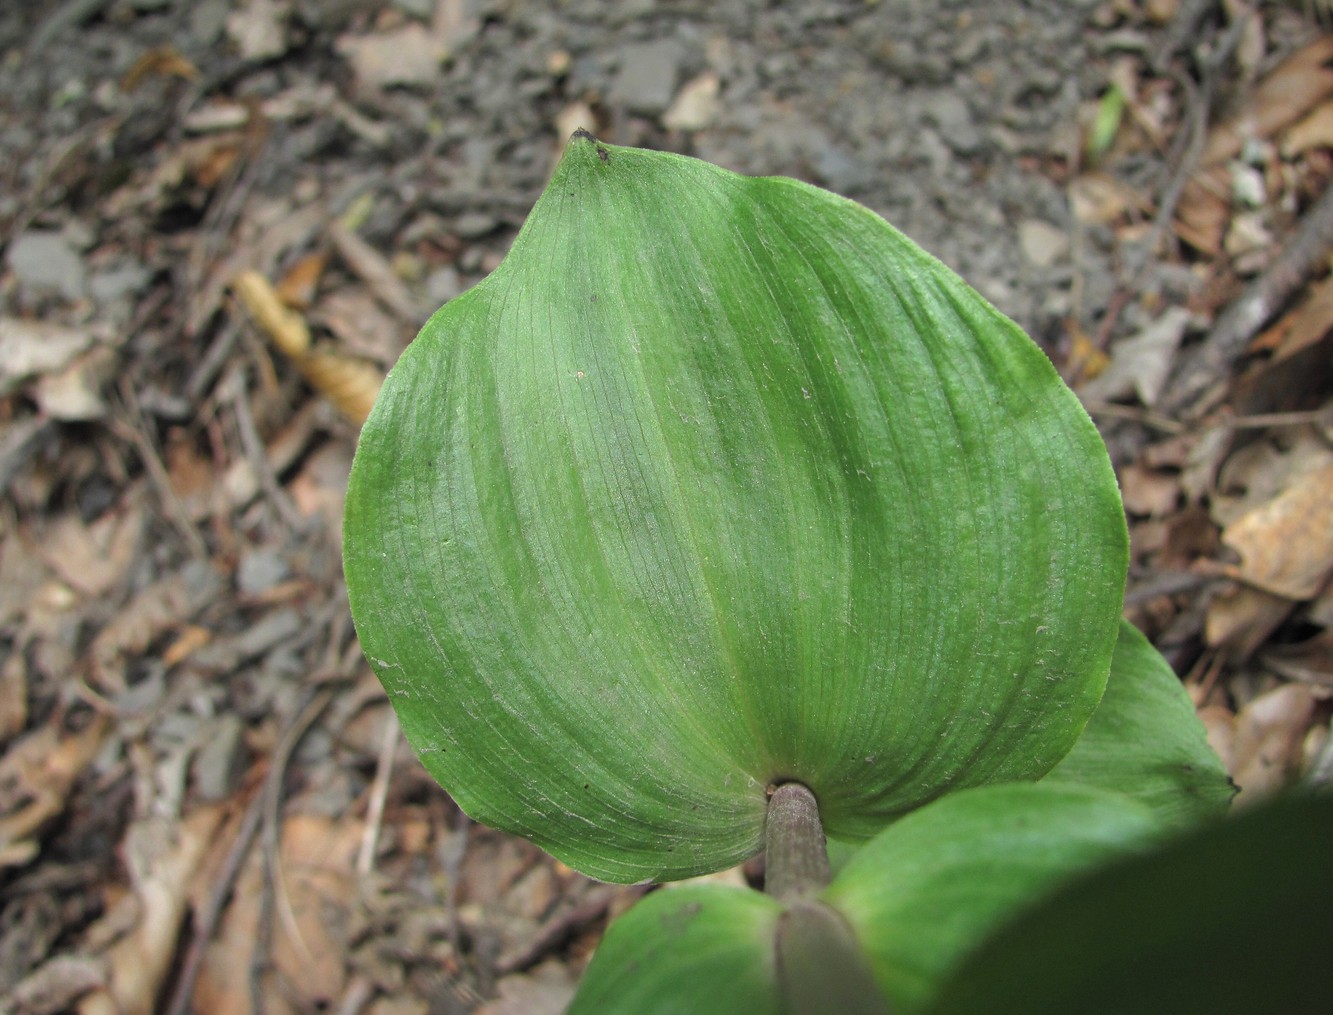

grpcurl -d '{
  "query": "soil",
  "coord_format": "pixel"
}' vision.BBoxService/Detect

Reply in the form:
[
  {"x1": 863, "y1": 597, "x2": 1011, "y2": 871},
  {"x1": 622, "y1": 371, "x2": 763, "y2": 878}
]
[{"x1": 1, "y1": 1, "x2": 1331, "y2": 1013}]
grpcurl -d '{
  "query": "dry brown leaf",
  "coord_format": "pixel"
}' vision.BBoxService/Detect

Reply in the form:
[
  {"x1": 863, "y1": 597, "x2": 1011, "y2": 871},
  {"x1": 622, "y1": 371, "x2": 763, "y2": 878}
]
[
  {"x1": 275, "y1": 250, "x2": 328, "y2": 310},
  {"x1": 234, "y1": 270, "x2": 310, "y2": 358},
  {"x1": 1065, "y1": 329, "x2": 1110, "y2": 384},
  {"x1": 474, "y1": 961, "x2": 576, "y2": 1015},
  {"x1": 1211, "y1": 428, "x2": 1333, "y2": 527},
  {"x1": 288, "y1": 441, "x2": 354, "y2": 534},
  {"x1": 1119, "y1": 462, "x2": 1182, "y2": 517},
  {"x1": 295, "y1": 351, "x2": 382, "y2": 425},
  {"x1": 1201, "y1": 36, "x2": 1333, "y2": 168},
  {"x1": 1078, "y1": 306, "x2": 1190, "y2": 407},
  {"x1": 0, "y1": 717, "x2": 108, "y2": 868},
  {"x1": 1174, "y1": 170, "x2": 1230, "y2": 256},
  {"x1": 0, "y1": 529, "x2": 53, "y2": 626},
  {"x1": 1196, "y1": 702, "x2": 1237, "y2": 775},
  {"x1": 32, "y1": 346, "x2": 119, "y2": 421},
  {"x1": 78, "y1": 806, "x2": 227, "y2": 1015},
  {"x1": 1069, "y1": 171, "x2": 1152, "y2": 226},
  {"x1": 195, "y1": 813, "x2": 363, "y2": 1014},
  {"x1": 1231, "y1": 682, "x2": 1321, "y2": 804},
  {"x1": 328, "y1": 220, "x2": 420, "y2": 324},
  {"x1": 233, "y1": 270, "x2": 383, "y2": 424},
  {"x1": 161, "y1": 624, "x2": 213, "y2": 667},
  {"x1": 1261, "y1": 629, "x2": 1333, "y2": 686},
  {"x1": 11, "y1": 954, "x2": 109, "y2": 1014},
  {"x1": 39, "y1": 506, "x2": 144, "y2": 599},
  {"x1": 312, "y1": 287, "x2": 405, "y2": 365},
  {"x1": 1205, "y1": 583, "x2": 1295, "y2": 658},
  {"x1": 335, "y1": 23, "x2": 449, "y2": 90},
  {"x1": 119, "y1": 46, "x2": 200, "y2": 91},
  {"x1": 0, "y1": 650, "x2": 27, "y2": 741},
  {"x1": 1281, "y1": 98, "x2": 1333, "y2": 158},
  {"x1": 87, "y1": 562, "x2": 223, "y2": 692},
  {"x1": 1272, "y1": 273, "x2": 1333, "y2": 361},
  {"x1": 1221, "y1": 463, "x2": 1333, "y2": 600},
  {"x1": 0, "y1": 318, "x2": 110, "y2": 395}
]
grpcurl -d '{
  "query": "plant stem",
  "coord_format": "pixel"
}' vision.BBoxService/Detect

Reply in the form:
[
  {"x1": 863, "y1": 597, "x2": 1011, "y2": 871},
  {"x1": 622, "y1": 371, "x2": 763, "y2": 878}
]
[
  {"x1": 765, "y1": 783, "x2": 890, "y2": 1014},
  {"x1": 764, "y1": 782, "x2": 831, "y2": 903}
]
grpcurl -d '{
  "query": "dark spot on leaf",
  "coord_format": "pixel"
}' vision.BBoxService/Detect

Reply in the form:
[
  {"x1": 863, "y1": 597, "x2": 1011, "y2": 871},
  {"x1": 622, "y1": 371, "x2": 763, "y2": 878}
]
[
  {"x1": 590, "y1": 294, "x2": 597, "y2": 302},
  {"x1": 583, "y1": 783, "x2": 589, "y2": 789},
  {"x1": 596, "y1": 145, "x2": 609, "y2": 162}
]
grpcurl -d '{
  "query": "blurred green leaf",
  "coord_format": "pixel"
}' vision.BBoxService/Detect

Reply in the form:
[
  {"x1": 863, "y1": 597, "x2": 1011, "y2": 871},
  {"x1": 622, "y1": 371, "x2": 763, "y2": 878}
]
[
  {"x1": 567, "y1": 885, "x2": 783, "y2": 1015},
  {"x1": 344, "y1": 133, "x2": 1128, "y2": 882},
  {"x1": 930, "y1": 793, "x2": 1333, "y2": 1014},
  {"x1": 1086, "y1": 82, "x2": 1125, "y2": 162},
  {"x1": 824, "y1": 783, "x2": 1157, "y2": 1013},
  {"x1": 1043, "y1": 619, "x2": 1234, "y2": 826}
]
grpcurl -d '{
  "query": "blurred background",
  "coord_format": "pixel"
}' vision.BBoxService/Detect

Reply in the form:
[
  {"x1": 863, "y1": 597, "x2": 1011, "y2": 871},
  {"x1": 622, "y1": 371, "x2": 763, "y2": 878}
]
[{"x1": 1, "y1": 1, "x2": 1331, "y2": 1012}]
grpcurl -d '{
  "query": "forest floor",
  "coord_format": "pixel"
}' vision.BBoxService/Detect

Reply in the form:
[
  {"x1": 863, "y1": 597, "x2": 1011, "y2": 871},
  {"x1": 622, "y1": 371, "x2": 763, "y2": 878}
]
[{"x1": 1, "y1": 1, "x2": 1331, "y2": 1013}]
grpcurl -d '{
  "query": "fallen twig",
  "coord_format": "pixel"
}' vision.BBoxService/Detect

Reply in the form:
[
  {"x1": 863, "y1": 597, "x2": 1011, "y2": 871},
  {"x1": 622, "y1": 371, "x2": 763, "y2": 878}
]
[
  {"x1": 1162, "y1": 183, "x2": 1333, "y2": 419},
  {"x1": 494, "y1": 884, "x2": 648, "y2": 976}
]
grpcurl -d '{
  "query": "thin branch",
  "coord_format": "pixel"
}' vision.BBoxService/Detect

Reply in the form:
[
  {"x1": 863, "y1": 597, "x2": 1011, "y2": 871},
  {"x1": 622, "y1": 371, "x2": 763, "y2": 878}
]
[{"x1": 1163, "y1": 182, "x2": 1333, "y2": 419}]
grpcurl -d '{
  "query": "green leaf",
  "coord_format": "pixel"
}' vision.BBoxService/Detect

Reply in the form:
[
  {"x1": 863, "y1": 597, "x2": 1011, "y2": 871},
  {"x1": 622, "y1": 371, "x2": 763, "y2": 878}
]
[
  {"x1": 1043, "y1": 619, "x2": 1234, "y2": 826},
  {"x1": 823, "y1": 783, "x2": 1157, "y2": 1013},
  {"x1": 567, "y1": 885, "x2": 784, "y2": 1015},
  {"x1": 344, "y1": 132, "x2": 1129, "y2": 882},
  {"x1": 930, "y1": 792, "x2": 1333, "y2": 1014}
]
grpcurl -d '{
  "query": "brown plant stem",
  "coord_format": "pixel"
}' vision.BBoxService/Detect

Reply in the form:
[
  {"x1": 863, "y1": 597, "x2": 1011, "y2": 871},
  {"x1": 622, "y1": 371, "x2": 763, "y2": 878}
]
[
  {"x1": 765, "y1": 783, "x2": 890, "y2": 1014},
  {"x1": 764, "y1": 782, "x2": 831, "y2": 903}
]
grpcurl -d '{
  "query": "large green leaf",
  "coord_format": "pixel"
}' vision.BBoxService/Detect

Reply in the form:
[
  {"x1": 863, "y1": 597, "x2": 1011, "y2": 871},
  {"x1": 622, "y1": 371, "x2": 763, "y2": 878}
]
[
  {"x1": 929, "y1": 793, "x2": 1333, "y2": 1014},
  {"x1": 567, "y1": 885, "x2": 783, "y2": 1015},
  {"x1": 344, "y1": 132, "x2": 1129, "y2": 882},
  {"x1": 824, "y1": 783, "x2": 1157, "y2": 1012},
  {"x1": 1043, "y1": 619, "x2": 1234, "y2": 826}
]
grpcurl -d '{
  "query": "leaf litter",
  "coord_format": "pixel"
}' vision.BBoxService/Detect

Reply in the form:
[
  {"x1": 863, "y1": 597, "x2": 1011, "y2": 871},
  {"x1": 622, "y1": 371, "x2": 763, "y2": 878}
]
[{"x1": 1, "y1": 0, "x2": 1331, "y2": 1011}]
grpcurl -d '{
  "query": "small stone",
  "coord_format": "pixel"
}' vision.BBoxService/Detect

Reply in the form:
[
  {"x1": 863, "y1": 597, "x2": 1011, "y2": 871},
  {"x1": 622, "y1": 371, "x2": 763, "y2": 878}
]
[
  {"x1": 921, "y1": 93, "x2": 983, "y2": 157},
  {"x1": 7, "y1": 230, "x2": 87, "y2": 302},
  {"x1": 663, "y1": 72, "x2": 720, "y2": 131},
  {"x1": 610, "y1": 39, "x2": 684, "y2": 115},
  {"x1": 1017, "y1": 219, "x2": 1069, "y2": 268},
  {"x1": 193, "y1": 713, "x2": 246, "y2": 800},
  {"x1": 454, "y1": 212, "x2": 498, "y2": 239},
  {"x1": 225, "y1": 0, "x2": 289, "y2": 62},
  {"x1": 237, "y1": 548, "x2": 289, "y2": 596},
  {"x1": 390, "y1": 0, "x2": 435, "y2": 18},
  {"x1": 90, "y1": 260, "x2": 152, "y2": 309},
  {"x1": 425, "y1": 265, "x2": 465, "y2": 306}
]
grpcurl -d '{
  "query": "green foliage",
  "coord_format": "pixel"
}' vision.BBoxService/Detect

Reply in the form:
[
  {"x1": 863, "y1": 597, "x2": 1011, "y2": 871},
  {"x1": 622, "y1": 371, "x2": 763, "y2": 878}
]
[
  {"x1": 341, "y1": 133, "x2": 1283, "y2": 1013},
  {"x1": 1042, "y1": 619, "x2": 1234, "y2": 826},
  {"x1": 344, "y1": 132, "x2": 1128, "y2": 883},
  {"x1": 930, "y1": 792, "x2": 1333, "y2": 1014},
  {"x1": 566, "y1": 886, "x2": 783, "y2": 1015}
]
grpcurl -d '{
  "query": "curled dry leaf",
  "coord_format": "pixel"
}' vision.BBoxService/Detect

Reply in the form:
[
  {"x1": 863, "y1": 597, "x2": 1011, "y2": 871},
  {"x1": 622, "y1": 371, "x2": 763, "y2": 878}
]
[
  {"x1": 1200, "y1": 36, "x2": 1333, "y2": 168},
  {"x1": 39, "y1": 506, "x2": 144, "y2": 599},
  {"x1": 87, "y1": 561, "x2": 222, "y2": 693},
  {"x1": 194, "y1": 813, "x2": 363, "y2": 1013},
  {"x1": 1205, "y1": 583, "x2": 1296, "y2": 659},
  {"x1": 0, "y1": 717, "x2": 108, "y2": 869},
  {"x1": 232, "y1": 270, "x2": 382, "y2": 424},
  {"x1": 1077, "y1": 306, "x2": 1190, "y2": 408},
  {"x1": 1220, "y1": 463, "x2": 1333, "y2": 601},
  {"x1": 78, "y1": 806, "x2": 227, "y2": 1015},
  {"x1": 1230, "y1": 682, "x2": 1320, "y2": 804}
]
